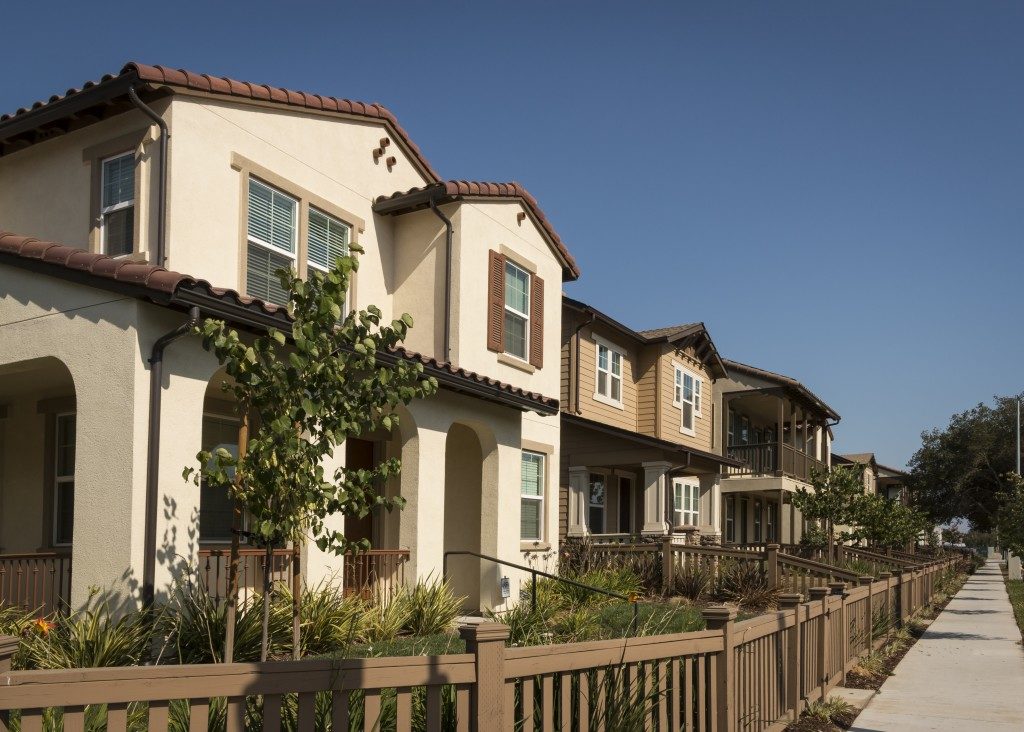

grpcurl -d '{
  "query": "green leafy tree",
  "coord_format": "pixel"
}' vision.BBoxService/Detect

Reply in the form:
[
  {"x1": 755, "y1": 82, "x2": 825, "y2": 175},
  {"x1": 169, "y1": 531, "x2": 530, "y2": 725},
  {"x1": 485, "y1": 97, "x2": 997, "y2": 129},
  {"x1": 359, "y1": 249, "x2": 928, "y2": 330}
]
[
  {"x1": 908, "y1": 394, "x2": 1023, "y2": 531},
  {"x1": 850, "y1": 493, "x2": 929, "y2": 550},
  {"x1": 185, "y1": 243, "x2": 437, "y2": 660},
  {"x1": 792, "y1": 464, "x2": 865, "y2": 563},
  {"x1": 996, "y1": 473, "x2": 1024, "y2": 557}
]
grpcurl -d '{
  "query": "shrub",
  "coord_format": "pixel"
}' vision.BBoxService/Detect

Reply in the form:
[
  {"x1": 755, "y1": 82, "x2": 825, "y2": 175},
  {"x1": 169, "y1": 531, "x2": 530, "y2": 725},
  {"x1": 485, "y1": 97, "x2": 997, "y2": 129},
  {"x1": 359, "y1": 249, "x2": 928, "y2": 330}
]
[
  {"x1": 804, "y1": 696, "x2": 856, "y2": 725},
  {"x1": 716, "y1": 561, "x2": 779, "y2": 610},
  {"x1": 273, "y1": 580, "x2": 365, "y2": 658},
  {"x1": 587, "y1": 664, "x2": 664, "y2": 731},
  {"x1": 672, "y1": 562, "x2": 714, "y2": 600},
  {"x1": 360, "y1": 593, "x2": 411, "y2": 644},
  {"x1": 0, "y1": 603, "x2": 34, "y2": 637},
  {"x1": 401, "y1": 578, "x2": 465, "y2": 637},
  {"x1": 19, "y1": 597, "x2": 154, "y2": 670}
]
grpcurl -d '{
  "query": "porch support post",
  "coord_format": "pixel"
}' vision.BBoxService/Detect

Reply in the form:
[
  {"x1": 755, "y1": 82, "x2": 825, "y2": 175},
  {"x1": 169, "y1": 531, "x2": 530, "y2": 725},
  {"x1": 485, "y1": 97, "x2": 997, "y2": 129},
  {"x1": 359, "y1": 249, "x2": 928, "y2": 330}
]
[
  {"x1": 776, "y1": 398, "x2": 785, "y2": 476},
  {"x1": 642, "y1": 461, "x2": 672, "y2": 535},
  {"x1": 568, "y1": 467, "x2": 589, "y2": 536},
  {"x1": 778, "y1": 488, "x2": 791, "y2": 546}
]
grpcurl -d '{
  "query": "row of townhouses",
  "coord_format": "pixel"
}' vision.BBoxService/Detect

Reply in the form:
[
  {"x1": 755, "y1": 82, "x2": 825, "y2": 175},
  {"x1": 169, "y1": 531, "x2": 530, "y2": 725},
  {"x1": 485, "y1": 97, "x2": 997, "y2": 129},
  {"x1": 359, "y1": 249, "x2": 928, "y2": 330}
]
[{"x1": 0, "y1": 63, "x2": 908, "y2": 613}]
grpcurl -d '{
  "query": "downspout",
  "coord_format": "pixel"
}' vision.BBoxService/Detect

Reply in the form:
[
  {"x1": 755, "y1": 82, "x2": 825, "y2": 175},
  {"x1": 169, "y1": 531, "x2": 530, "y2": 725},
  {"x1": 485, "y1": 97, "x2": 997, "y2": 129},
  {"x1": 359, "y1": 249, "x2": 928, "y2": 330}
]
[
  {"x1": 142, "y1": 306, "x2": 201, "y2": 608},
  {"x1": 572, "y1": 311, "x2": 596, "y2": 413},
  {"x1": 428, "y1": 197, "x2": 453, "y2": 363},
  {"x1": 127, "y1": 86, "x2": 169, "y2": 268}
]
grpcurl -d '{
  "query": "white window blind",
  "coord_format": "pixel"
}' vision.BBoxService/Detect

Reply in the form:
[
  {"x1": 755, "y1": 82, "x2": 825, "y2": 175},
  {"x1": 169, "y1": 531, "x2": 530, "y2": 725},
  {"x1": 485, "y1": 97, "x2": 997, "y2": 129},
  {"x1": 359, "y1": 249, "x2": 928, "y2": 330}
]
[
  {"x1": 308, "y1": 208, "x2": 350, "y2": 271},
  {"x1": 246, "y1": 179, "x2": 297, "y2": 305},
  {"x1": 520, "y1": 451, "x2": 545, "y2": 541},
  {"x1": 504, "y1": 261, "x2": 530, "y2": 359},
  {"x1": 100, "y1": 153, "x2": 135, "y2": 256}
]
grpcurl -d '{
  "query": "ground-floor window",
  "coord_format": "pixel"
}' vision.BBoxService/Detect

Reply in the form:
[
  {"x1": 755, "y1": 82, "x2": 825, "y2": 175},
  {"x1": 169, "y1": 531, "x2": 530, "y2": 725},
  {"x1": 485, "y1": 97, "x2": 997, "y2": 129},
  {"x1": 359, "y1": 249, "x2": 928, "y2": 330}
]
[
  {"x1": 753, "y1": 499, "x2": 763, "y2": 542},
  {"x1": 725, "y1": 496, "x2": 735, "y2": 542},
  {"x1": 53, "y1": 413, "x2": 76, "y2": 546},
  {"x1": 520, "y1": 451, "x2": 545, "y2": 541},
  {"x1": 617, "y1": 476, "x2": 633, "y2": 533},
  {"x1": 673, "y1": 479, "x2": 700, "y2": 527},
  {"x1": 199, "y1": 414, "x2": 240, "y2": 542},
  {"x1": 767, "y1": 501, "x2": 778, "y2": 542},
  {"x1": 588, "y1": 474, "x2": 606, "y2": 533}
]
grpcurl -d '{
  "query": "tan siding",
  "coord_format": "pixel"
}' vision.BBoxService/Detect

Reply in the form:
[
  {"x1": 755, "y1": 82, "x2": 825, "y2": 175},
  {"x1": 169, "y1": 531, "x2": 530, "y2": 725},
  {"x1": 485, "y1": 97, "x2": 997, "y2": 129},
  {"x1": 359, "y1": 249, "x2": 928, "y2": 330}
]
[
  {"x1": 635, "y1": 345, "x2": 659, "y2": 437},
  {"x1": 657, "y1": 347, "x2": 715, "y2": 453},
  {"x1": 560, "y1": 313, "x2": 572, "y2": 408},
  {"x1": 573, "y1": 324, "x2": 638, "y2": 432}
]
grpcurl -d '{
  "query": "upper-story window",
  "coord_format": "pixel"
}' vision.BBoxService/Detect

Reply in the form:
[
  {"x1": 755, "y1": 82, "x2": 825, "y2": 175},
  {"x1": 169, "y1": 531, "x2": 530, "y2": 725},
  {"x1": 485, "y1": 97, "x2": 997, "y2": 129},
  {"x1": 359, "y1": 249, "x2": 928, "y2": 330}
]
[
  {"x1": 246, "y1": 178, "x2": 298, "y2": 306},
  {"x1": 594, "y1": 337, "x2": 623, "y2": 407},
  {"x1": 487, "y1": 250, "x2": 544, "y2": 369},
  {"x1": 673, "y1": 366, "x2": 702, "y2": 435},
  {"x1": 504, "y1": 261, "x2": 531, "y2": 360},
  {"x1": 307, "y1": 208, "x2": 350, "y2": 274},
  {"x1": 100, "y1": 153, "x2": 135, "y2": 256}
]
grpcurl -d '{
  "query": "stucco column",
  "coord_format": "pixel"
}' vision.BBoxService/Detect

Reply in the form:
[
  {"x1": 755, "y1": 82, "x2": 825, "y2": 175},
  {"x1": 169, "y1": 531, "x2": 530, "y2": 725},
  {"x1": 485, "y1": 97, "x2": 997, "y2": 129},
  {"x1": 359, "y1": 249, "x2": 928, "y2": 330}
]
[
  {"x1": 397, "y1": 422, "x2": 447, "y2": 584},
  {"x1": 567, "y1": 467, "x2": 588, "y2": 536},
  {"x1": 699, "y1": 473, "x2": 722, "y2": 537},
  {"x1": 642, "y1": 461, "x2": 671, "y2": 535},
  {"x1": 303, "y1": 443, "x2": 347, "y2": 588}
]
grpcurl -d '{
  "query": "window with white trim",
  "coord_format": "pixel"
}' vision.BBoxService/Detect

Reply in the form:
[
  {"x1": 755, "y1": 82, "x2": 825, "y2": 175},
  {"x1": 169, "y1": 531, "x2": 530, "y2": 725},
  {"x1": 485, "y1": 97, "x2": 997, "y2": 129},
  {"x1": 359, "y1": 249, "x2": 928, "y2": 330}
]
[
  {"x1": 588, "y1": 474, "x2": 606, "y2": 533},
  {"x1": 672, "y1": 479, "x2": 700, "y2": 527},
  {"x1": 595, "y1": 338, "x2": 623, "y2": 405},
  {"x1": 100, "y1": 153, "x2": 135, "y2": 256},
  {"x1": 307, "y1": 208, "x2": 350, "y2": 274},
  {"x1": 246, "y1": 178, "x2": 298, "y2": 306},
  {"x1": 53, "y1": 413, "x2": 76, "y2": 546},
  {"x1": 520, "y1": 451, "x2": 545, "y2": 541},
  {"x1": 725, "y1": 496, "x2": 736, "y2": 542},
  {"x1": 503, "y1": 260, "x2": 530, "y2": 360},
  {"x1": 673, "y1": 366, "x2": 701, "y2": 435},
  {"x1": 753, "y1": 499, "x2": 763, "y2": 542}
]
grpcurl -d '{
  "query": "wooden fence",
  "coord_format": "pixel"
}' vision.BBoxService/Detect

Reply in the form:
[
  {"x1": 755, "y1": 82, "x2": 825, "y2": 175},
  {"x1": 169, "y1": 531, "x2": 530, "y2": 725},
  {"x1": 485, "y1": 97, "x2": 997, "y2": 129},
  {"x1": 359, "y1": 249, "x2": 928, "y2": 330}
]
[
  {"x1": 0, "y1": 554, "x2": 957, "y2": 731},
  {"x1": 197, "y1": 548, "x2": 409, "y2": 604},
  {"x1": 0, "y1": 552, "x2": 71, "y2": 617}
]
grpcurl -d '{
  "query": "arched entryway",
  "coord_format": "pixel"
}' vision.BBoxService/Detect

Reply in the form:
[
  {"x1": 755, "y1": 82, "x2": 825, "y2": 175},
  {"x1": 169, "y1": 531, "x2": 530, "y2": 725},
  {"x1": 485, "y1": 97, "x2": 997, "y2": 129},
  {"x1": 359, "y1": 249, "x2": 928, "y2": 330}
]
[{"x1": 444, "y1": 422, "x2": 484, "y2": 609}]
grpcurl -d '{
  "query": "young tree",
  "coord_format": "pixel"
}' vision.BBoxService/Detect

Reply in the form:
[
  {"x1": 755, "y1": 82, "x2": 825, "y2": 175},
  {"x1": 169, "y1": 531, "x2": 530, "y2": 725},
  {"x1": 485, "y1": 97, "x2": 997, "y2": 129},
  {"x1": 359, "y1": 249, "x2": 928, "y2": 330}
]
[
  {"x1": 851, "y1": 493, "x2": 929, "y2": 550},
  {"x1": 996, "y1": 473, "x2": 1024, "y2": 558},
  {"x1": 792, "y1": 464, "x2": 865, "y2": 564},
  {"x1": 185, "y1": 243, "x2": 437, "y2": 660}
]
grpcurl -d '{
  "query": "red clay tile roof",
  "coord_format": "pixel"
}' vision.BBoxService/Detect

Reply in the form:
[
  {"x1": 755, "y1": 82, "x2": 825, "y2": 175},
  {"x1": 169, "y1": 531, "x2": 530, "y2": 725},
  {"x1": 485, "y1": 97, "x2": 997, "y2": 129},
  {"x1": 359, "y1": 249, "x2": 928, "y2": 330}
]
[
  {"x1": 0, "y1": 231, "x2": 556, "y2": 413},
  {"x1": 0, "y1": 62, "x2": 442, "y2": 182},
  {"x1": 374, "y1": 181, "x2": 580, "y2": 281}
]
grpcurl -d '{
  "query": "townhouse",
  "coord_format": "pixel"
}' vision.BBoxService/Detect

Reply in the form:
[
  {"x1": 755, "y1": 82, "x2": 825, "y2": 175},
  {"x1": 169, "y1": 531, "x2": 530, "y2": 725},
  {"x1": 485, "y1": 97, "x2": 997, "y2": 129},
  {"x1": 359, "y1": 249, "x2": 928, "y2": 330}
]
[
  {"x1": 0, "y1": 62, "x2": 578, "y2": 613},
  {"x1": 558, "y1": 298, "x2": 742, "y2": 543}
]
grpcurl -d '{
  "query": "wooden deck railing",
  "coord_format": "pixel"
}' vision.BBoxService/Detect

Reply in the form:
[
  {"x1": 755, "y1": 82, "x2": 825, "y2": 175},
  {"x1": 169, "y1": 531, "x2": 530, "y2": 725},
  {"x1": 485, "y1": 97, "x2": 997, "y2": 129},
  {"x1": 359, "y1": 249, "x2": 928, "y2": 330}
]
[
  {"x1": 0, "y1": 554, "x2": 959, "y2": 731},
  {"x1": 725, "y1": 443, "x2": 827, "y2": 482},
  {"x1": 0, "y1": 552, "x2": 71, "y2": 616},
  {"x1": 197, "y1": 547, "x2": 410, "y2": 604}
]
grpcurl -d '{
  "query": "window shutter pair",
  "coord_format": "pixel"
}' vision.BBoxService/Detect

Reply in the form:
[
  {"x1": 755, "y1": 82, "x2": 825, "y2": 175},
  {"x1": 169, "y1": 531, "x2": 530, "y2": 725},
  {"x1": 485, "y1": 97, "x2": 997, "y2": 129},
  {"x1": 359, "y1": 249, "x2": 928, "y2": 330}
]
[{"x1": 486, "y1": 249, "x2": 544, "y2": 369}]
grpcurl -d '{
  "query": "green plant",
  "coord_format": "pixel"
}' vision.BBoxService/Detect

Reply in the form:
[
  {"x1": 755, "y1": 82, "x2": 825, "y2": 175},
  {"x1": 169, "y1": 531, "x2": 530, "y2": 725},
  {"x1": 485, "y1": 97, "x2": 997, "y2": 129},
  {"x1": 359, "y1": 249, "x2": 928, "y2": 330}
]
[
  {"x1": 273, "y1": 580, "x2": 365, "y2": 658},
  {"x1": 360, "y1": 593, "x2": 411, "y2": 644},
  {"x1": 0, "y1": 603, "x2": 33, "y2": 636},
  {"x1": 672, "y1": 562, "x2": 714, "y2": 600},
  {"x1": 18, "y1": 597, "x2": 155, "y2": 670},
  {"x1": 855, "y1": 649, "x2": 886, "y2": 676},
  {"x1": 586, "y1": 665, "x2": 664, "y2": 731},
  {"x1": 716, "y1": 561, "x2": 779, "y2": 610},
  {"x1": 804, "y1": 696, "x2": 856, "y2": 725},
  {"x1": 401, "y1": 578, "x2": 465, "y2": 637}
]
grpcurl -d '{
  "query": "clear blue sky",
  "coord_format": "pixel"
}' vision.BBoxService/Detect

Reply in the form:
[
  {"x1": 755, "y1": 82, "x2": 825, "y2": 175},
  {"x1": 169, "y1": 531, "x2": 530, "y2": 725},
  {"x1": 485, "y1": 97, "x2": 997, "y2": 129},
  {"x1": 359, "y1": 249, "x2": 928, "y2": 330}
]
[{"x1": 3, "y1": 1, "x2": 1022, "y2": 468}]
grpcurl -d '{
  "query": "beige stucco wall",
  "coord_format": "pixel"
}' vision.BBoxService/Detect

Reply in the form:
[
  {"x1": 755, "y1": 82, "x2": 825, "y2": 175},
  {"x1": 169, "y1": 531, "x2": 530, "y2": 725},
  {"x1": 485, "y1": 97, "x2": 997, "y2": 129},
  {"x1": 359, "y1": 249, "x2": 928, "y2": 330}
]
[{"x1": 449, "y1": 201, "x2": 563, "y2": 399}]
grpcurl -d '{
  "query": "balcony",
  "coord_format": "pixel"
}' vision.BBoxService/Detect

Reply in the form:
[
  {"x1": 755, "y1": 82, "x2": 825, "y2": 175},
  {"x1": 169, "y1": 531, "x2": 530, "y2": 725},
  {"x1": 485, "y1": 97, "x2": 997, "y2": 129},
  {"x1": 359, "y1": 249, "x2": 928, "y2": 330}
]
[{"x1": 725, "y1": 442, "x2": 827, "y2": 483}]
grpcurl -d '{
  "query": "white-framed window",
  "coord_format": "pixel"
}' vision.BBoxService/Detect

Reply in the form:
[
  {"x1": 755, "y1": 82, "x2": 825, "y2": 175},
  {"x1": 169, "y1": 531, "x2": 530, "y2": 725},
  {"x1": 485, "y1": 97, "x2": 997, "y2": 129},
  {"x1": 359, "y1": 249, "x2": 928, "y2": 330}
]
[
  {"x1": 307, "y1": 207, "x2": 350, "y2": 274},
  {"x1": 753, "y1": 499, "x2": 763, "y2": 542},
  {"x1": 100, "y1": 152, "x2": 135, "y2": 256},
  {"x1": 503, "y1": 260, "x2": 530, "y2": 360},
  {"x1": 673, "y1": 365, "x2": 702, "y2": 435},
  {"x1": 520, "y1": 451, "x2": 545, "y2": 541},
  {"x1": 53, "y1": 413, "x2": 76, "y2": 546},
  {"x1": 246, "y1": 177, "x2": 298, "y2": 306},
  {"x1": 725, "y1": 496, "x2": 736, "y2": 542},
  {"x1": 594, "y1": 337, "x2": 624, "y2": 407},
  {"x1": 588, "y1": 474, "x2": 606, "y2": 533},
  {"x1": 199, "y1": 414, "x2": 241, "y2": 543},
  {"x1": 672, "y1": 479, "x2": 700, "y2": 527},
  {"x1": 767, "y1": 502, "x2": 778, "y2": 542}
]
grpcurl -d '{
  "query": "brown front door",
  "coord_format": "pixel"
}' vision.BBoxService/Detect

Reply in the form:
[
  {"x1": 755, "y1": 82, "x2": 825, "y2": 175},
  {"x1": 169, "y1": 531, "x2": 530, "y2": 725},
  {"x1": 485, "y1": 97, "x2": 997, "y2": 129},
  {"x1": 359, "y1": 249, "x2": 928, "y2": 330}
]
[{"x1": 344, "y1": 439, "x2": 376, "y2": 546}]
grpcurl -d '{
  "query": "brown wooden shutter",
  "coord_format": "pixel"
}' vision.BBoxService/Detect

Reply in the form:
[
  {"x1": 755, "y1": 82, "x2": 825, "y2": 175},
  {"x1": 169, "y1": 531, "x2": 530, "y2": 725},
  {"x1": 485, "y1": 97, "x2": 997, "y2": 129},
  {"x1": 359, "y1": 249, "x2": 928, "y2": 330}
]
[
  {"x1": 487, "y1": 249, "x2": 506, "y2": 352},
  {"x1": 529, "y1": 274, "x2": 544, "y2": 369}
]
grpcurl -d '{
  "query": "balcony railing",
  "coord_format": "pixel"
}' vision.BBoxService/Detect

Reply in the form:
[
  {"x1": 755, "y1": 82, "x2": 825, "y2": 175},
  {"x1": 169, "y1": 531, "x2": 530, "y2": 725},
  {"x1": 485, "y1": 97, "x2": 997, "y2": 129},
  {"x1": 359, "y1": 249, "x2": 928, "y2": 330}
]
[
  {"x1": 725, "y1": 442, "x2": 827, "y2": 482},
  {"x1": 197, "y1": 547, "x2": 410, "y2": 604},
  {"x1": 0, "y1": 551, "x2": 72, "y2": 616}
]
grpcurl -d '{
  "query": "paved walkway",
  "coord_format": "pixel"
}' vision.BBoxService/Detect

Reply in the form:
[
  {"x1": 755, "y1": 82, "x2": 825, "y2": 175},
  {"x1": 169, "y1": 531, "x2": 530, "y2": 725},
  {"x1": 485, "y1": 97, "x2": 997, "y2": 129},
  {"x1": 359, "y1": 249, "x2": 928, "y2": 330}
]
[{"x1": 850, "y1": 559, "x2": 1024, "y2": 731}]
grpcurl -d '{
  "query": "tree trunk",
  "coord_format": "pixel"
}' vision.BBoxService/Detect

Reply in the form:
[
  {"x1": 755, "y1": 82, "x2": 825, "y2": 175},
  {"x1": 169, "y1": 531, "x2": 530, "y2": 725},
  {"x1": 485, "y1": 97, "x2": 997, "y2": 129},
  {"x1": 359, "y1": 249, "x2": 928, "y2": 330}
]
[
  {"x1": 827, "y1": 520, "x2": 836, "y2": 565},
  {"x1": 224, "y1": 413, "x2": 248, "y2": 664},
  {"x1": 291, "y1": 542, "x2": 301, "y2": 660},
  {"x1": 260, "y1": 540, "x2": 274, "y2": 662}
]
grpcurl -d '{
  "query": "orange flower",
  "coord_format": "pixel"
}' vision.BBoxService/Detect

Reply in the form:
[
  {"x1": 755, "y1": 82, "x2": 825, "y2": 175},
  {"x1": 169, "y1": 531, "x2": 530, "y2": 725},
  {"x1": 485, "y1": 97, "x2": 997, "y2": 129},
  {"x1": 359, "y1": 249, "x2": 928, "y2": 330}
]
[{"x1": 32, "y1": 617, "x2": 55, "y2": 635}]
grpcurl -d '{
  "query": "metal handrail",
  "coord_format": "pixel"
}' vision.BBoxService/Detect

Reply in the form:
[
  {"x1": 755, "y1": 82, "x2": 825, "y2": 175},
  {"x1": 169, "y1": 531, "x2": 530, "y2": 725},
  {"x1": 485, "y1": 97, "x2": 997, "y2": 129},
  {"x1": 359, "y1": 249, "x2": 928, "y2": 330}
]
[{"x1": 443, "y1": 549, "x2": 639, "y2": 631}]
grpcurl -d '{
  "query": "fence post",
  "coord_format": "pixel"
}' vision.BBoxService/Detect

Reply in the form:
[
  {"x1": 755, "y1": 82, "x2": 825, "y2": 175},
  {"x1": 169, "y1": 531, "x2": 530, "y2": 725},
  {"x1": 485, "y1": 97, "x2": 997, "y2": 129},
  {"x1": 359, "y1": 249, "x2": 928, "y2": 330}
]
[
  {"x1": 779, "y1": 593, "x2": 804, "y2": 720},
  {"x1": 459, "y1": 622, "x2": 511, "y2": 730},
  {"x1": 829, "y1": 582, "x2": 849, "y2": 686},
  {"x1": 808, "y1": 586, "x2": 829, "y2": 702},
  {"x1": 766, "y1": 543, "x2": 780, "y2": 588},
  {"x1": 894, "y1": 570, "x2": 905, "y2": 627},
  {"x1": 702, "y1": 605, "x2": 738, "y2": 732},
  {"x1": 859, "y1": 576, "x2": 875, "y2": 650},
  {"x1": 662, "y1": 535, "x2": 675, "y2": 595}
]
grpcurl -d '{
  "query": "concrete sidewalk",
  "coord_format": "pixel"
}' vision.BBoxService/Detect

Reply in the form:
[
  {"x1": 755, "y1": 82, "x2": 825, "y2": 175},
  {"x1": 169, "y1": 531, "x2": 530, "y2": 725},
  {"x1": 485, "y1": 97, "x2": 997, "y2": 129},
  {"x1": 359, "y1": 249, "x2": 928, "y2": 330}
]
[{"x1": 850, "y1": 559, "x2": 1024, "y2": 731}]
